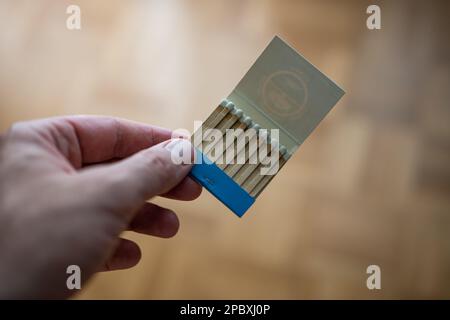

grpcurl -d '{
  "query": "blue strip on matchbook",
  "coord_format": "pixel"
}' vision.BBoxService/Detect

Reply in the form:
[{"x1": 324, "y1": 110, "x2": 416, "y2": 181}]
[{"x1": 189, "y1": 150, "x2": 255, "y2": 217}]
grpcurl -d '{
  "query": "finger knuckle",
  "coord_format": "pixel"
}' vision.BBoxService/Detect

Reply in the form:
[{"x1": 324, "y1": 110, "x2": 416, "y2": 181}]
[
  {"x1": 7, "y1": 121, "x2": 28, "y2": 138},
  {"x1": 147, "y1": 152, "x2": 173, "y2": 180}
]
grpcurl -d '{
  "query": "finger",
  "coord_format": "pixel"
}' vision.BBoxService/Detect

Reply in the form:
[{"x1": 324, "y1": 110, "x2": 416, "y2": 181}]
[
  {"x1": 10, "y1": 116, "x2": 173, "y2": 167},
  {"x1": 129, "y1": 202, "x2": 179, "y2": 238},
  {"x1": 65, "y1": 116, "x2": 173, "y2": 164},
  {"x1": 80, "y1": 138, "x2": 195, "y2": 213},
  {"x1": 102, "y1": 238, "x2": 141, "y2": 271},
  {"x1": 161, "y1": 176, "x2": 202, "y2": 201}
]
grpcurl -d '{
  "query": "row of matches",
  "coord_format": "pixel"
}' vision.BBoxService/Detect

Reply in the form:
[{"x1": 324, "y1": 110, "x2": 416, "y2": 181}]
[{"x1": 192, "y1": 99, "x2": 290, "y2": 198}]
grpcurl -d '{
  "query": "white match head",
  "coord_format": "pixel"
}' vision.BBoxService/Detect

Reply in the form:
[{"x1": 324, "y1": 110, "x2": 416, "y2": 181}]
[
  {"x1": 232, "y1": 108, "x2": 243, "y2": 118},
  {"x1": 248, "y1": 123, "x2": 260, "y2": 135},
  {"x1": 220, "y1": 99, "x2": 229, "y2": 107},
  {"x1": 250, "y1": 123, "x2": 261, "y2": 131},
  {"x1": 242, "y1": 116, "x2": 252, "y2": 126},
  {"x1": 225, "y1": 101, "x2": 235, "y2": 110}
]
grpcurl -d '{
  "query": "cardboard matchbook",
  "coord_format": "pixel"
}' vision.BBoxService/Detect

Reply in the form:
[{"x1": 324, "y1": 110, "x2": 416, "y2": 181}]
[{"x1": 189, "y1": 36, "x2": 345, "y2": 217}]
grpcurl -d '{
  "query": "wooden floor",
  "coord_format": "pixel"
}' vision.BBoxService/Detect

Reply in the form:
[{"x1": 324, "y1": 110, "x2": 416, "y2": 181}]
[{"x1": 1, "y1": 0, "x2": 449, "y2": 299}]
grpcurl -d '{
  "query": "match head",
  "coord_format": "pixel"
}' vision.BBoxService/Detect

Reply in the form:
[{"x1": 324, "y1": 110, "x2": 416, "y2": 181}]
[
  {"x1": 220, "y1": 99, "x2": 229, "y2": 107},
  {"x1": 232, "y1": 108, "x2": 243, "y2": 118},
  {"x1": 241, "y1": 116, "x2": 252, "y2": 126},
  {"x1": 225, "y1": 101, "x2": 235, "y2": 110},
  {"x1": 250, "y1": 123, "x2": 261, "y2": 132}
]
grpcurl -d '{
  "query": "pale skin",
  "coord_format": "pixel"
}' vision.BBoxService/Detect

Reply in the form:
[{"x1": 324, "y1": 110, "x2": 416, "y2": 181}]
[{"x1": 0, "y1": 115, "x2": 201, "y2": 299}]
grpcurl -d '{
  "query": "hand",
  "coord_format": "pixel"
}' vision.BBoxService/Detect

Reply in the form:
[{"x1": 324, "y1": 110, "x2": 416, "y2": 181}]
[{"x1": 0, "y1": 115, "x2": 201, "y2": 299}]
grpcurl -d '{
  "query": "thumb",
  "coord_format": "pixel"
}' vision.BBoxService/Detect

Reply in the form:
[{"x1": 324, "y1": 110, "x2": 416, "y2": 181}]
[{"x1": 80, "y1": 138, "x2": 195, "y2": 213}]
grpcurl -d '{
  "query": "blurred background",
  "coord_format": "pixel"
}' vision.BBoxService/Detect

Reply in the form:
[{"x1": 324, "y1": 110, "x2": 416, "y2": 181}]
[{"x1": 1, "y1": 0, "x2": 449, "y2": 299}]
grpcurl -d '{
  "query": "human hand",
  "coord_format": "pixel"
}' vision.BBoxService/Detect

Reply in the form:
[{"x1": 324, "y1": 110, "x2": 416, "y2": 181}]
[{"x1": 0, "y1": 115, "x2": 201, "y2": 299}]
